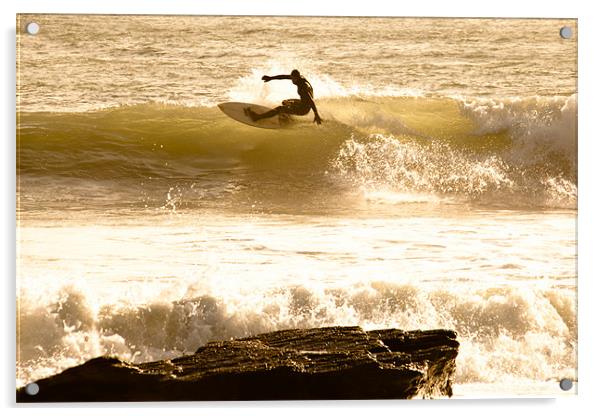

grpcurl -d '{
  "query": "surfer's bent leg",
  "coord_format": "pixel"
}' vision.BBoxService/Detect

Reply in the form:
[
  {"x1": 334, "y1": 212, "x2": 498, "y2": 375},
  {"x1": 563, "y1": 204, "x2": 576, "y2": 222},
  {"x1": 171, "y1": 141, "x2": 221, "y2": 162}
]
[
  {"x1": 248, "y1": 100, "x2": 307, "y2": 121},
  {"x1": 249, "y1": 101, "x2": 297, "y2": 121},
  {"x1": 248, "y1": 106, "x2": 285, "y2": 121}
]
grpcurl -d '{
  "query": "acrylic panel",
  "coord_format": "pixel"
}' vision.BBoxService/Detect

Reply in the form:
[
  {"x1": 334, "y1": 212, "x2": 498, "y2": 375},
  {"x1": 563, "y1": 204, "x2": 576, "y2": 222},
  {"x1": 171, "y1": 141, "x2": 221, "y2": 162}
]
[{"x1": 16, "y1": 15, "x2": 577, "y2": 401}]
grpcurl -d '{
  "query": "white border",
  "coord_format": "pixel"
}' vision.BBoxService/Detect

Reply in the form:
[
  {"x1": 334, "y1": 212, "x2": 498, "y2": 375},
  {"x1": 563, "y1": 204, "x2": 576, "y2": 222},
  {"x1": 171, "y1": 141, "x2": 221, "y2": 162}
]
[{"x1": 3, "y1": 1, "x2": 601, "y2": 415}]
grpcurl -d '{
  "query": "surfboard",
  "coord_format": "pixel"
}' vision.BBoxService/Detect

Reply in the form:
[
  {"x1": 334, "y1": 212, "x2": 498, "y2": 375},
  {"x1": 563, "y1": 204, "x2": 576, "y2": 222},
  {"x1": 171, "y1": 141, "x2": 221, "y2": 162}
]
[{"x1": 218, "y1": 102, "x2": 293, "y2": 129}]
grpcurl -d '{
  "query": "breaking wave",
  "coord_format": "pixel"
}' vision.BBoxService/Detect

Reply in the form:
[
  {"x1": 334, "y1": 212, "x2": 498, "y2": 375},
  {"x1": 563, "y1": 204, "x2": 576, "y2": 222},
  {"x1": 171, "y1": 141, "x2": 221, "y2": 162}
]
[
  {"x1": 17, "y1": 281, "x2": 576, "y2": 387},
  {"x1": 17, "y1": 93, "x2": 576, "y2": 209}
]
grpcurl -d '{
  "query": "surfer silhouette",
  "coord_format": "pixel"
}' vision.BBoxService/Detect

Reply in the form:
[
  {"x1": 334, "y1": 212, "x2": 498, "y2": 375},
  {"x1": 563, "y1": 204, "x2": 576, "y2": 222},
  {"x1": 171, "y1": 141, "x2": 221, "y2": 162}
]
[{"x1": 245, "y1": 69, "x2": 322, "y2": 125}]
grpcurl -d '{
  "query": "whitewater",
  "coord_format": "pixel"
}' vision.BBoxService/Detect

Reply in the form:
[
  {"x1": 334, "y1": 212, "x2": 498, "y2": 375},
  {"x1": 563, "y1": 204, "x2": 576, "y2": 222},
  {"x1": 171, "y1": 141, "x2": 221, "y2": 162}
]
[{"x1": 17, "y1": 15, "x2": 577, "y2": 396}]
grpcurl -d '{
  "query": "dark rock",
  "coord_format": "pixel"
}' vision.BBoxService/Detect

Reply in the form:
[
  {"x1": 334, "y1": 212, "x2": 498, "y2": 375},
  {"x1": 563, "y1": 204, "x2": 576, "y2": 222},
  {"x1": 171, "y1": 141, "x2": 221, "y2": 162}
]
[{"x1": 17, "y1": 326, "x2": 459, "y2": 402}]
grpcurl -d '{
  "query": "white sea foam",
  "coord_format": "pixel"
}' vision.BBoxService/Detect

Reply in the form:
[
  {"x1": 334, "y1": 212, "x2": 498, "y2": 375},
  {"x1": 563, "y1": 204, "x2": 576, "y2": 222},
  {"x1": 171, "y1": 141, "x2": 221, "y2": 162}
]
[{"x1": 17, "y1": 280, "x2": 576, "y2": 389}]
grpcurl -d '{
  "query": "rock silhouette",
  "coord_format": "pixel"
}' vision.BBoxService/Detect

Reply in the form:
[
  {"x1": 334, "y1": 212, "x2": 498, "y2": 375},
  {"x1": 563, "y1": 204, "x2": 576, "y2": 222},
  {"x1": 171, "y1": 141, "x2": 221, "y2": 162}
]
[{"x1": 17, "y1": 326, "x2": 459, "y2": 402}]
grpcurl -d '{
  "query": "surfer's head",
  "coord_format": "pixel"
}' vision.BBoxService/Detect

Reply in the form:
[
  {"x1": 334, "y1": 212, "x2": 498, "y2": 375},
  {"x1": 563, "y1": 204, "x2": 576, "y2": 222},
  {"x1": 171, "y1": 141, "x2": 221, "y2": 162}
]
[{"x1": 290, "y1": 69, "x2": 301, "y2": 81}]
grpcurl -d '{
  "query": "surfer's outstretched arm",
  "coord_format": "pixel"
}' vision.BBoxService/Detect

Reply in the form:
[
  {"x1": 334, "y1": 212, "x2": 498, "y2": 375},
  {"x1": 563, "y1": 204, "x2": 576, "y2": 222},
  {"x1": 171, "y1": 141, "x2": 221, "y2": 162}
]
[{"x1": 262, "y1": 74, "x2": 292, "y2": 82}]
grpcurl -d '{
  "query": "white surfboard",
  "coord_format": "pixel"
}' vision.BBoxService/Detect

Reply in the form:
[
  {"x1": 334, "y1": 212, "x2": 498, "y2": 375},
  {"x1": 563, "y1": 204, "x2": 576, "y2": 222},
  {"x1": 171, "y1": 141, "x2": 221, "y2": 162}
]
[{"x1": 218, "y1": 102, "x2": 293, "y2": 129}]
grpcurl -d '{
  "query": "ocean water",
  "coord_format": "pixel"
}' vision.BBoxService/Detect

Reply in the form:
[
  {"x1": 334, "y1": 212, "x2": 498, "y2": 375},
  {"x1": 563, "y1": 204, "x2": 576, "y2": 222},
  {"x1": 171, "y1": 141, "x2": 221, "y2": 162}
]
[{"x1": 16, "y1": 15, "x2": 577, "y2": 396}]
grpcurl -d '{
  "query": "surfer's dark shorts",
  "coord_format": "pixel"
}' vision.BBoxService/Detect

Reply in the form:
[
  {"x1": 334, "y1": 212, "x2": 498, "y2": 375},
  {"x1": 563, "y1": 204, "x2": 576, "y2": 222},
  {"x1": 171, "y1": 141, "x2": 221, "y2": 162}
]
[{"x1": 280, "y1": 99, "x2": 311, "y2": 116}]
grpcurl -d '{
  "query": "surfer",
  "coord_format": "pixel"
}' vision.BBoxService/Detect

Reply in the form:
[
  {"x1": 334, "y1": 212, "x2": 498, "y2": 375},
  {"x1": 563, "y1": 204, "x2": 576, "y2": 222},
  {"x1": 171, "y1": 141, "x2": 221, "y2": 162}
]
[{"x1": 245, "y1": 69, "x2": 322, "y2": 125}]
